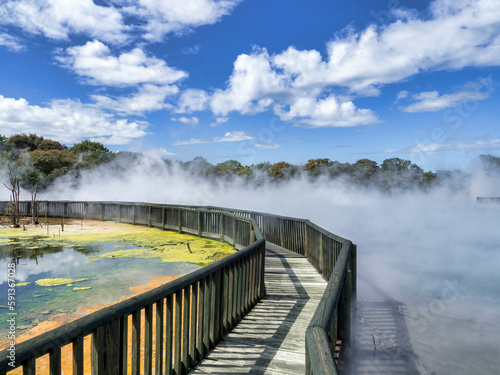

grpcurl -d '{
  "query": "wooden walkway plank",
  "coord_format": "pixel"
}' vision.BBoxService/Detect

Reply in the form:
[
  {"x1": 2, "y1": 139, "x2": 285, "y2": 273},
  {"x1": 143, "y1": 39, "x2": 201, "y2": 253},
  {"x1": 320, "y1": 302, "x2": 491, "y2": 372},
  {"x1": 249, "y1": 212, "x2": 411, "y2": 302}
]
[{"x1": 189, "y1": 243, "x2": 327, "y2": 374}]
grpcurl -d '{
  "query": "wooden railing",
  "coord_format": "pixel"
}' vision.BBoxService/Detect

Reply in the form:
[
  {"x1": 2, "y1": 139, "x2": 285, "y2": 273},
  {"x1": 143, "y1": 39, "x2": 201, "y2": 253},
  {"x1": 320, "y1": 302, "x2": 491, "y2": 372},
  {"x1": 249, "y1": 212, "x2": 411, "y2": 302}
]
[
  {"x1": 0, "y1": 201, "x2": 265, "y2": 375},
  {"x1": 201, "y1": 206, "x2": 357, "y2": 374},
  {"x1": 0, "y1": 201, "x2": 356, "y2": 375}
]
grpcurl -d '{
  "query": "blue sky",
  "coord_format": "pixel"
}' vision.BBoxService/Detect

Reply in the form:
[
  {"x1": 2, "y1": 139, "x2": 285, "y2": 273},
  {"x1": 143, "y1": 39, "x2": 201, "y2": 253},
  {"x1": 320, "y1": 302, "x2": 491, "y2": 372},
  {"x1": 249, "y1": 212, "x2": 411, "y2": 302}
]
[{"x1": 0, "y1": 0, "x2": 499, "y2": 171}]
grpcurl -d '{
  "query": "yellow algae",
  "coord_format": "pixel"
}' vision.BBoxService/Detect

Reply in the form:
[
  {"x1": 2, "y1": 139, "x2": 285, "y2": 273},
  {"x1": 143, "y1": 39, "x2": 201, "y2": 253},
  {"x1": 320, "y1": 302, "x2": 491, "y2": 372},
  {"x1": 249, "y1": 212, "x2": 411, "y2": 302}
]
[
  {"x1": 15, "y1": 282, "x2": 31, "y2": 286},
  {"x1": 35, "y1": 278, "x2": 90, "y2": 287},
  {"x1": 0, "y1": 219, "x2": 236, "y2": 265},
  {"x1": 73, "y1": 286, "x2": 92, "y2": 291}
]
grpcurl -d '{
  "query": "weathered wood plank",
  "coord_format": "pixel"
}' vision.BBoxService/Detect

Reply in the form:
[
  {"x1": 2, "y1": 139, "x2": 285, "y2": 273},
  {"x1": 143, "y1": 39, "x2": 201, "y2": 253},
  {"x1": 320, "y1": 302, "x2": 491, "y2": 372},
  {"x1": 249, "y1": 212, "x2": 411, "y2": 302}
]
[{"x1": 189, "y1": 243, "x2": 327, "y2": 375}]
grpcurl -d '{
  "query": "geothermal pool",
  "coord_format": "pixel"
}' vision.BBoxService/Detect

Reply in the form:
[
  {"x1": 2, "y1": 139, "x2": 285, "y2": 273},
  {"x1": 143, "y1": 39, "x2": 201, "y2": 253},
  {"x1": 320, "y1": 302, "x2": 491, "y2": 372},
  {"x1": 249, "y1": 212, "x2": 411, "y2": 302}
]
[{"x1": 0, "y1": 220, "x2": 235, "y2": 344}]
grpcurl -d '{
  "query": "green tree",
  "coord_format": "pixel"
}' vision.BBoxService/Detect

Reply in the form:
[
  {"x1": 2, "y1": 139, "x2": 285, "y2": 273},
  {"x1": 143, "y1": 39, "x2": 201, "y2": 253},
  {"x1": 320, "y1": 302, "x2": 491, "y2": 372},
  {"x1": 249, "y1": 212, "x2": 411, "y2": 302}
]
[
  {"x1": 268, "y1": 161, "x2": 299, "y2": 181},
  {"x1": 213, "y1": 160, "x2": 245, "y2": 178},
  {"x1": 70, "y1": 140, "x2": 110, "y2": 154},
  {"x1": 37, "y1": 139, "x2": 67, "y2": 151},
  {"x1": 69, "y1": 140, "x2": 114, "y2": 169},
  {"x1": 8, "y1": 133, "x2": 44, "y2": 151},
  {"x1": 30, "y1": 149, "x2": 78, "y2": 180},
  {"x1": 349, "y1": 159, "x2": 379, "y2": 184},
  {"x1": 304, "y1": 158, "x2": 333, "y2": 178}
]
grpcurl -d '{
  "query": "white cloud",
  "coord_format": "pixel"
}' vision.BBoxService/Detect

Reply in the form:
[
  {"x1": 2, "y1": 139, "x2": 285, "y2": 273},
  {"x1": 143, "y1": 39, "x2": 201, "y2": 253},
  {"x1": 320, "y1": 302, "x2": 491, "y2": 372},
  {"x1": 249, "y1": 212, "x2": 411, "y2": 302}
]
[
  {"x1": 57, "y1": 40, "x2": 187, "y2": 87},
  {"x1": 301, "y1": 1, "x2": 500, "y2": 91},
  {"x1": 400, "y1": 80, "x2": 493, "y2": 112},
  {"x1": 276, "y1": 94, "x2": 379, "y2": 128},
  {"x1": 139, "y1": 147, "x2": 175, "y2": 158},
  {"x1": 0, "y1": 0, "x2": 127, "y2": 44},
  {"x1": 0, "y1": 33, "x2": 24, "y2": 52},
  {"x1": 0, "y1": 0, "x2": 241, "y2": 43},
  {"x1": 171, "y1": 116, "x2": 199, "y2": 125},
  {"x1": 92, "y1": 84, "x2": 178, "y2": 115},
  {"x1": 181, "y1": 44, "x2": 200, "y2": 55},
  {"x1": 127, "y1": 0, "x2": 242, "y2": 41},
  {"x1": 210, "y1": 0, "x2": 500, "y2": 126},
  {"x1": 395, "y1": 90, "x2": 409, "y2": 103},
  {"x1": 211, "y1": 48, "x2": 289, "y2": 116},
  {"x1": 255, "y1": 142, "x2": 280, "y2": 149},
  {"x1": 175, "y1": 89, "x2": 210, "y2": 113},
  {"x1": 173, "y1": 131, "x2": 253, "y2": 146},
  {"x1": 387, "y1": 139, "x2": 500, "y2": 154},
  {"x1": 209, "y1": 116, "x2": 229, "y2": 127},
  {"x1": 211, "y1": 48, "x2": 378, "y2": 127},
  {"x1": 0, "y1": 95, "x2": 148, "y2": 145}
]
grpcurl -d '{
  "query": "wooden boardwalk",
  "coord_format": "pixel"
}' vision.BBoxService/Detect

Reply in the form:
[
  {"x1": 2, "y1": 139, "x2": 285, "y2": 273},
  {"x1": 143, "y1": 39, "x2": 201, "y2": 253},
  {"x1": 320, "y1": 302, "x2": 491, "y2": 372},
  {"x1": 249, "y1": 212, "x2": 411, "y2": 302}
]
[{"x1": 189, "y1": 243, "x2": 327, "y2": 374}]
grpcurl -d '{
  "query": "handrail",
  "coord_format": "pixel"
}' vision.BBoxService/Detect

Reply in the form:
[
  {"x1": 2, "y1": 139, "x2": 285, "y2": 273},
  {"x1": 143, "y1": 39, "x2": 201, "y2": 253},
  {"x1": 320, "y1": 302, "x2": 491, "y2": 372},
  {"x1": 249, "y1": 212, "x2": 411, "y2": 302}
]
[
  {"x1": 305, "y1": 240, "x2": 354, "y2": 374},
  {"x1": 0, "y1": 201, "x2": 265, "y2": 375},
  {"x1": 201, "y1": 205, "x2": 357, "y2": 374},
  {"x1": 0, "y1": 201, "x2": 356, "y2": 375}
]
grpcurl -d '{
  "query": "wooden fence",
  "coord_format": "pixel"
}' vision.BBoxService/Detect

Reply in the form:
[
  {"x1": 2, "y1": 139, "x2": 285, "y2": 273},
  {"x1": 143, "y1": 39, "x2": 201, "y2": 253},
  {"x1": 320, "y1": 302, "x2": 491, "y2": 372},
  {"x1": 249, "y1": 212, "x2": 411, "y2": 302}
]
[
  {"x1": 0, "y1": 201, "x2": 356, "y2": 375},
  {"x1": 0, "y1": 201, "x2": 265, "y2": 375}
]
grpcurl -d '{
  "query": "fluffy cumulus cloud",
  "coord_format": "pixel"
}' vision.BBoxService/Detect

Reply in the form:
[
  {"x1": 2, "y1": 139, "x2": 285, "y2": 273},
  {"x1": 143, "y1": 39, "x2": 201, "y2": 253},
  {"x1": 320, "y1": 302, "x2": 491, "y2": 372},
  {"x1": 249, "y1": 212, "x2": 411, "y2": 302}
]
[
  {"x1": 173, "y1": 131, "x2": 253, "y2": 145},
  {"x1": 0, "y1": 0, "x2": 241, "y2": 43},
  {"x1": 276, "y1": 95, "x2": 379, "y2": 128},
  {"x1": 175, "y1": 89, "x2": 210, "y2": 113},
  {"x1": 127, "y1": 0, "x2": 242, "y2": 41},
  {"x1": 0, "y1": 0, "x2": 127, "y2": 44},
  {"x1": 210, "y1": 48, "x2": 377, "y2": 127},
  {"x1": 211, "y1": 48, "x2": 288, "y2": 116},
  {"x1": 0, "y1": 95, "x2": 148, "y2": 145},
  {"x1": 212, "y1": 0, "x2": 500, "y2": 126},
  {"x1": 57, "y1": 40, "x2": 187, "y2": 87}
]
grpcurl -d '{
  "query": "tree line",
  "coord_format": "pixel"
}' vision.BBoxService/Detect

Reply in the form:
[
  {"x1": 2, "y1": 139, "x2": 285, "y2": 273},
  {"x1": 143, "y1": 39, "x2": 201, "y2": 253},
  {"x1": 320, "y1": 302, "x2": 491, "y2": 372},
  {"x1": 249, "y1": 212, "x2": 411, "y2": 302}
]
[{"x1": 2, "y1": 133, "x2": 500, "y2": 197}]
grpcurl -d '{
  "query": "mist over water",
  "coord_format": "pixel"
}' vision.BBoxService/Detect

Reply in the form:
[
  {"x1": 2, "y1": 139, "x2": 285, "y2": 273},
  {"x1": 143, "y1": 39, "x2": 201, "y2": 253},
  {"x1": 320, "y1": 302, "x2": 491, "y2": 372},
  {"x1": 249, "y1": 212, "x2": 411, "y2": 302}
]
[{"x1": 2, "y1": 154, "x2": 499, "y2": 372}]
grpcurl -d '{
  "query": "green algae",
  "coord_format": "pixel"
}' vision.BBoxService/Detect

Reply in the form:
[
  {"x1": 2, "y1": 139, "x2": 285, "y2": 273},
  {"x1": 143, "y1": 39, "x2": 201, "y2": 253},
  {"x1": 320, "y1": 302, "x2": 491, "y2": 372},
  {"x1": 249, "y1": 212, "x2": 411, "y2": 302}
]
[
  {"x1": 16, "y1": 282, "x2": 31, "y2": 286},
  {"x1": 73, "y1": 286, "x2": 92, "y2": 291}
]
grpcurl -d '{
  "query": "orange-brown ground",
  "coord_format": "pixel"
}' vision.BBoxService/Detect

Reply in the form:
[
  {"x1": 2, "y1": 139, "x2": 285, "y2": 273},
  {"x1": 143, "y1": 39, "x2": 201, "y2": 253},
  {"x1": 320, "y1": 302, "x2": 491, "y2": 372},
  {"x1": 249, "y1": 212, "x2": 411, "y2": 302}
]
[{"x1": 5, "y1": 275, "x2": 182, "y2": 375}]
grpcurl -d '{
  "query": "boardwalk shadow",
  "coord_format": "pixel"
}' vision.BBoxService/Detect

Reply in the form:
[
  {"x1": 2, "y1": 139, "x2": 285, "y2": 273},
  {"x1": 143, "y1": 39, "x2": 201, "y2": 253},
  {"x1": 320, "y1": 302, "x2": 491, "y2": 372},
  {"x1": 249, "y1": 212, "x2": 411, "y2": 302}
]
[
  {"x1": 189, "y1": 243, "x2": 320, "y2": 374},
  {"x1": 342, "y1": 275, "x2": 432, "y2": 375}
]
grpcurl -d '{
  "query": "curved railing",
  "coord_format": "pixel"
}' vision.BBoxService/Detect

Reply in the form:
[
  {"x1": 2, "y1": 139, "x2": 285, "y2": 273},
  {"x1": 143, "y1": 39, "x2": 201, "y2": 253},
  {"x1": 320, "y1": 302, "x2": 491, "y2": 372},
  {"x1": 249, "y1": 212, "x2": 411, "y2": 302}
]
[
  {"x1": 0, "y1": 201, "x2": 356, "y2": 375},
  {"x1": 0, "y1": 201, "x2": 265, "y2": 375},
  {"x1": 200, "y1": 206, "x2": 357, "y2": 374}
]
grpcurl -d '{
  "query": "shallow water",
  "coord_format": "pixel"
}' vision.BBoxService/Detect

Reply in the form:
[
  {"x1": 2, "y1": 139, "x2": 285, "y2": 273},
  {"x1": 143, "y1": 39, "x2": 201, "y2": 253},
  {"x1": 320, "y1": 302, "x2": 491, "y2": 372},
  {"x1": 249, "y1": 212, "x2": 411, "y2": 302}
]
[{"x1": 0, "y1": 238, "x2": 201, "y2": 340}]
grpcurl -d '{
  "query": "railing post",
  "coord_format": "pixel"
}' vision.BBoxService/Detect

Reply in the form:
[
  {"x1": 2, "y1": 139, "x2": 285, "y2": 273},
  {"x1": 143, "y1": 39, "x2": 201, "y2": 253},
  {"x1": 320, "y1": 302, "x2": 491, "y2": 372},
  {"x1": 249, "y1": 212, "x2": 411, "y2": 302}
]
[
  {"x1": 101, "y1": 203, "x2": 105, "y2": 221},
  {"x1": 91, "y1": 319, "x2": 120, "y2": 375},
  {"x1": 232, "y1": 217, "x2": 236, "y2": 248},
  {"x1": 178, "y1": 208, "x2": 182, "y2": 233},
  {"x1": 198, "y1": 211, "x2": 203, "y2": 237},
  {"x1": 162, "y1": 206, "x2": 166, "y2": 230},
  {"x1": 279, "y1": 218, "x2": 284, "y2": 247},
  {"x1": 220, "y1": 214, "x2": 225, "y2": 242},
  {"x1": 303, "y1": 221, "x2": 309, "y2": 257},
  {"x1": 148, "y1": 205, "x2": 152, "y2": 227}
]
